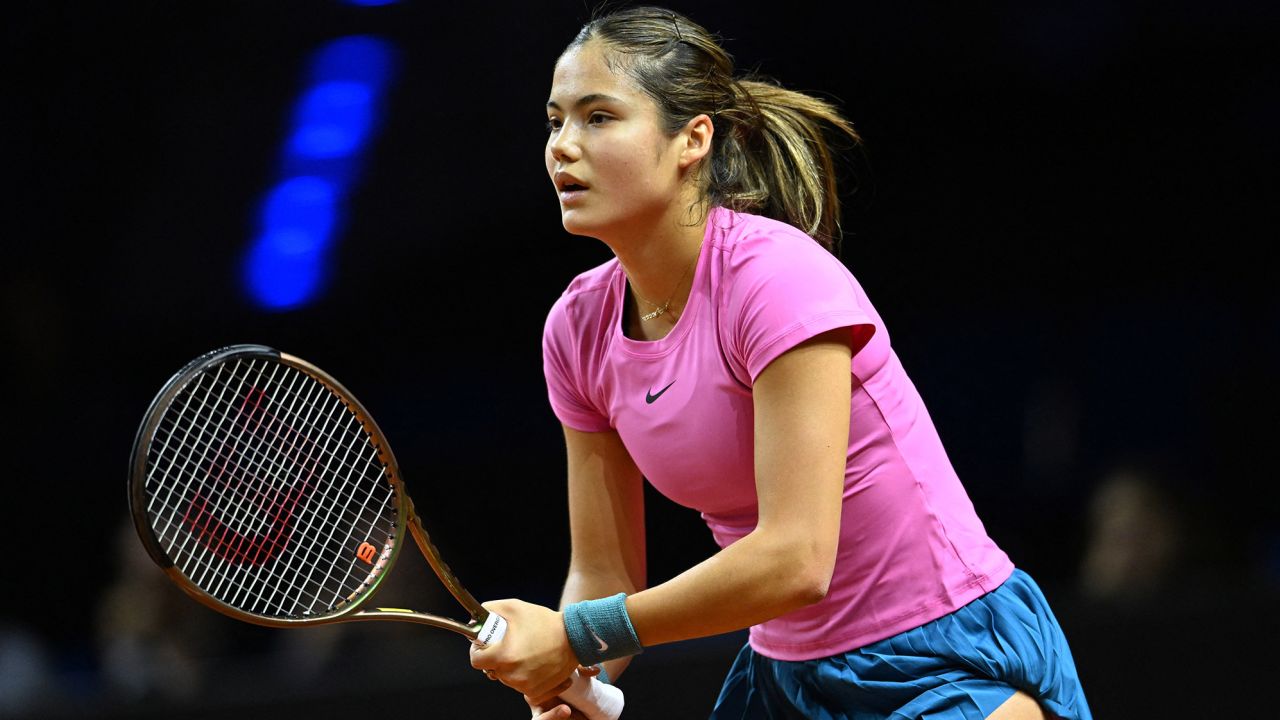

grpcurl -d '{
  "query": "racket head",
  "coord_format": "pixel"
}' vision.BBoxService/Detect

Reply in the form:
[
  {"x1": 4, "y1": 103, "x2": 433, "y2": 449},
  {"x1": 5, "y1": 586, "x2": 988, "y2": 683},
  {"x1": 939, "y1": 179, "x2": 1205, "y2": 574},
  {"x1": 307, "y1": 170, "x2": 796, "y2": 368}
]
[{"x1": 129, "y1": 345, "x2": 411, "y2": 627}]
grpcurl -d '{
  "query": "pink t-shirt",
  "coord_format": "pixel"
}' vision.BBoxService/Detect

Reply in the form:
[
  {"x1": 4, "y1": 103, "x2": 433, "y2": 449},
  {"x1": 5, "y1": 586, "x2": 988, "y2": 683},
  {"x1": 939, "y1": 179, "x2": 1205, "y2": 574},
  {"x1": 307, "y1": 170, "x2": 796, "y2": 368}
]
[{"x1": 542, "y1": 207, "x2": 1014, "y2": 661}]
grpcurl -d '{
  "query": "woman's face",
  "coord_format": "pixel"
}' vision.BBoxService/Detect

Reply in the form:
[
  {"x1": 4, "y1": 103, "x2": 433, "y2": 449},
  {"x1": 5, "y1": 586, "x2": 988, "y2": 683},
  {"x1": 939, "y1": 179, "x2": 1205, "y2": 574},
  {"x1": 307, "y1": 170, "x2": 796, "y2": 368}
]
[{"x1": 545, "y1": 41, "x2": 689, "y2": 239}]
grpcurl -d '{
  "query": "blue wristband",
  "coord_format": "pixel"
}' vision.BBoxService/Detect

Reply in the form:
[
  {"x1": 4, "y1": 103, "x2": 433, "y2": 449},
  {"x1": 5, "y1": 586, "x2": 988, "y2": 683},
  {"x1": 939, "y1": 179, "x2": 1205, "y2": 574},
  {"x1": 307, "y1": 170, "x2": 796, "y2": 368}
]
[{"x1": 562, "y1": 593, "x2": 644, "y2": 666}]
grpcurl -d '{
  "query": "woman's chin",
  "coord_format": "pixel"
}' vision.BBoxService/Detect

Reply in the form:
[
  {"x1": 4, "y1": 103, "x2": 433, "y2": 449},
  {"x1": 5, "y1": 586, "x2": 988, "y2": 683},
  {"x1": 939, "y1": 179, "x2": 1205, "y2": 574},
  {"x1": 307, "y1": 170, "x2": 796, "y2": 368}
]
[{"x1": 559, "y1": 212, "x2": 601, "y2": 238}]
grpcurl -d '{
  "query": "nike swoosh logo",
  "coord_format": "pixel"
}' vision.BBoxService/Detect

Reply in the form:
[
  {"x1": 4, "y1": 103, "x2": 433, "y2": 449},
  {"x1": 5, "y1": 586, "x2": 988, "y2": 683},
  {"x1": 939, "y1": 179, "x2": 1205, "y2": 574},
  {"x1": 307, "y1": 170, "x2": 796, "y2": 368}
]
[
  {"x1": 645, "y1": 380, "x2": 676, "y2": 404},
  {"x1": 591, "y1": 630, "x2": 609, "y2": 653}
]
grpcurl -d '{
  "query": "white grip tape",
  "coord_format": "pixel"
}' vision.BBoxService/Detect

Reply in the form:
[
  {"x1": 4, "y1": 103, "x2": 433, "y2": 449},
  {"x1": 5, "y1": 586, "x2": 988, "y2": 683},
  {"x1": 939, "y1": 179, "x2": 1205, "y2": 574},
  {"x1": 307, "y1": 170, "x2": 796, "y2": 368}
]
[
  {"x1": 475, "y1": 612, "x2": 507, "y2": 648},
  {"x1": 558, "y1": 668, "x2": 625, "y2": 720}
]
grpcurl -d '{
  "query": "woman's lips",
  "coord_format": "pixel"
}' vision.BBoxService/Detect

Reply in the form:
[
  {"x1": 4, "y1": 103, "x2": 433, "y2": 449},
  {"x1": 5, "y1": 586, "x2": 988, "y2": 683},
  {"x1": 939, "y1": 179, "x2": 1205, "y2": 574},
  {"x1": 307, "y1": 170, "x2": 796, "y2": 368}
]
[
  {"x1": 554, "y1": 171, "x2": 589, "y2": 205},
  {"x1": 559, "y1": 185, "x2": 588, "y2": 204}
]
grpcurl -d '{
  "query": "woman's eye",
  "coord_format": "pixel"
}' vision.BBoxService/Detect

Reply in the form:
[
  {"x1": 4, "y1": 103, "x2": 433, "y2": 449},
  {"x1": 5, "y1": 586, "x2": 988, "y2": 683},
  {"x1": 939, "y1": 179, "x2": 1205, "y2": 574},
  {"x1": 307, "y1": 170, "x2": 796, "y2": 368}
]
[
  {"x1": 546, "y1": 118, "x2": 562, "y2": 133},
  {"x1": 588, "y1": 113, "x2": 611, "y2": 125}
]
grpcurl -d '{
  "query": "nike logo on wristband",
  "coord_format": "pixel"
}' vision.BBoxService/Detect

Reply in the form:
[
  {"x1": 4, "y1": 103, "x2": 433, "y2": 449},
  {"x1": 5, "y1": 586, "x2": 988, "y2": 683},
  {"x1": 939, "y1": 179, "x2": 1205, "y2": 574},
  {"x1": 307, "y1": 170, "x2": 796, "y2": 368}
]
[
  {"x1": 645, "y1": 380, "x2": 676, "y2": 404},
  {"x1": 591, "y1": 630, "x2": 609, "y2": 653}
]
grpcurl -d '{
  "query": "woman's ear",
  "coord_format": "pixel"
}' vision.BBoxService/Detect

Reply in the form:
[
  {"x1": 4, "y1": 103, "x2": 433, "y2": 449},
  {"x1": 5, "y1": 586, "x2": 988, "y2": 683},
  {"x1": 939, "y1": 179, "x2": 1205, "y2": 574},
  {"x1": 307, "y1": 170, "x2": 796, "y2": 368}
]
[{"x1": 677, "y1": 114, "x2": 714, "y2": 169}]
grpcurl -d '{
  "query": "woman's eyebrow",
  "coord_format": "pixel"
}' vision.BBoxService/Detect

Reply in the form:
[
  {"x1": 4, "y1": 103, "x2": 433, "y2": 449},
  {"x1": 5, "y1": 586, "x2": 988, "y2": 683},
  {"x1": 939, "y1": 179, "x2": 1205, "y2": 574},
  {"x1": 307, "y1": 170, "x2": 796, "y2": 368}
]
[{"x1": 546, "y1": 93, "x2": 625, "y2": 111}]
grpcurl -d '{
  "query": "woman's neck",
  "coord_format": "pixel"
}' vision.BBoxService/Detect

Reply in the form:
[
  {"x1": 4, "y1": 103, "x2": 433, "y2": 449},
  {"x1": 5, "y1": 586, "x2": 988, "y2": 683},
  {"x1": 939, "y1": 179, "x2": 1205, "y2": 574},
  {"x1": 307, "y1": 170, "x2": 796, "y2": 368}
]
[{"x1": 606, "y1": 203, "x2": 709, "y2": 326}]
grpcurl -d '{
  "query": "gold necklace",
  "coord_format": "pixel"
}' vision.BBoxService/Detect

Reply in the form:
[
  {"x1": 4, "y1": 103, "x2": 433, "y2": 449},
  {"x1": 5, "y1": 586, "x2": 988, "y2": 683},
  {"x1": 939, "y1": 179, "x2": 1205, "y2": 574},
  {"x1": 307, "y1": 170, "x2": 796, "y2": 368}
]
[{"x1": 630, "y1": 241, "x2": 703, "y2": 322}]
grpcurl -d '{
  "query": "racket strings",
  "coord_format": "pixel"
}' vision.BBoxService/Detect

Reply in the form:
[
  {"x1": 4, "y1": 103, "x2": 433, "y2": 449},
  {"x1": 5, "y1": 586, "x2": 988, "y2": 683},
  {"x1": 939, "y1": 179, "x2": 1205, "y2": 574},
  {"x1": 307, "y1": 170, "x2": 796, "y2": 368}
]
[
  {"x1": 184, "y1": 383, "x2": 311, "y2": 565},
  {"x1": 185, "y1": 360, "x2": 393, "y2": 615},
  {"x1": 155, "y1": 363, "x2": 357, "y2": 562},
  {"x1": 145, "y1": 357, "x2": 398, "y2": 618},
  {"x1": 157, "y1": 382, "x2": 337, "y2": 554},
  {"x1": 165, "y1": 361, "x2": 394, "y2": 614},
  {"x1": 151, "y1": 359, "x2": 351, "y2": 612},
  {"x1": 154, "y1": 361, "x2": 320, "y2": 571},
  {"x1": 169, "y1": 363, "x2": 354, "y2": 608}
]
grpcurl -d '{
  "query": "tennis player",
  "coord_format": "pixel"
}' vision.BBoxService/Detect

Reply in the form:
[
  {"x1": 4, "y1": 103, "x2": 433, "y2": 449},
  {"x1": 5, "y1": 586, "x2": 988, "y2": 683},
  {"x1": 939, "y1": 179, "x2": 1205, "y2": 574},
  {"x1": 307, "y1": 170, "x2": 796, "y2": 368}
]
[{"x1": 470, "y1": 6, "x2": 1092, "y2": 719}]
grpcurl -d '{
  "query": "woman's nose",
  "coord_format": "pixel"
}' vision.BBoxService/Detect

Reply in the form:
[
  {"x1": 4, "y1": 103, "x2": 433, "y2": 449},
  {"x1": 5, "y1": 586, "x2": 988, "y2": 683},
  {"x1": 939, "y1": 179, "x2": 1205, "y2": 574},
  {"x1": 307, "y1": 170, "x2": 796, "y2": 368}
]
[{"x1": 548, "y1": 125, "x2": 580, "y2": 163}]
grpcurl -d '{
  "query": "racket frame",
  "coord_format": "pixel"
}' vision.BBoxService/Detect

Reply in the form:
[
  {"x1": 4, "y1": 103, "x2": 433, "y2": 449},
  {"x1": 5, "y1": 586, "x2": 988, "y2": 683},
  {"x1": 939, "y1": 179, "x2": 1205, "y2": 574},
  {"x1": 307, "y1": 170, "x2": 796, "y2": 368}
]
[{"x1": 129, "y1": 345, "x2": 492, "y2": 641}]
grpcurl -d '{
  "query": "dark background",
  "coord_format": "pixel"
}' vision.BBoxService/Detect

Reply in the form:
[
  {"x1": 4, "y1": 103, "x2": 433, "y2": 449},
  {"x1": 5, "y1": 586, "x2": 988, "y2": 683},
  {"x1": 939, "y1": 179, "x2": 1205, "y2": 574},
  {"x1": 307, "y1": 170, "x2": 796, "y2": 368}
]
[{"x1": 3, "y1": 1, "x2": 1276, "y2": 717}]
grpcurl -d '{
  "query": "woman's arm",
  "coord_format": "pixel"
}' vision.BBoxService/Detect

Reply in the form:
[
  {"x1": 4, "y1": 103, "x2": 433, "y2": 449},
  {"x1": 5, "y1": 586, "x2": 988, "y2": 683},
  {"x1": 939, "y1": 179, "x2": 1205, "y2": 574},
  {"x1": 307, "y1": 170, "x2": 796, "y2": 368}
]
[
  {"x1": 473, "y1": 328, "x2": 851, "y2": 697},
  {"x1": 559, "y1": 424, "x2": 647, "y2": 683},
  {"x1": 470, "y1": 427, "x2": 647, "y2": 701},
  {"x1": 625, "y1": 327, "x2": 851, "y2": 644}
]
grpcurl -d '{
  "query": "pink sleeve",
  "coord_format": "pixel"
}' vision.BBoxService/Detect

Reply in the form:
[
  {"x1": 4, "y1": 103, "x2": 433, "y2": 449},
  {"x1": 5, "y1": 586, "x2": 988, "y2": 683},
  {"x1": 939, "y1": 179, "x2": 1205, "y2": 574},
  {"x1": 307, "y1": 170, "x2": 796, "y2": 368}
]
[
  {"x1": 542, "y1": 293, "x2": 612, "y2": 432},
  {"x1": 723, "y1": 231, "x2": 876, "y2": 382}
]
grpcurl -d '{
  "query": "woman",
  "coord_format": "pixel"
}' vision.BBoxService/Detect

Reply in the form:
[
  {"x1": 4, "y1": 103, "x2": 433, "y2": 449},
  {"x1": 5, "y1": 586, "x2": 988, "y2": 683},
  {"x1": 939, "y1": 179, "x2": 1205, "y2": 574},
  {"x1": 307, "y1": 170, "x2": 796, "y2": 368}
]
[{"x1": 470, "y1": 7, "x2": 1091, "y2": 719}]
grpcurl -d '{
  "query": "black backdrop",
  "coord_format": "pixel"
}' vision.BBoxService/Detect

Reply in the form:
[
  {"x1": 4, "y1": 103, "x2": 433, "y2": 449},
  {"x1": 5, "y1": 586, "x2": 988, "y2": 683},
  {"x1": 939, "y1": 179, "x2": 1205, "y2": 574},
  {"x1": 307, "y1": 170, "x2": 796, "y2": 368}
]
[{"x1": 4, "y1": 1, "x2": 1276, "y2": 717}]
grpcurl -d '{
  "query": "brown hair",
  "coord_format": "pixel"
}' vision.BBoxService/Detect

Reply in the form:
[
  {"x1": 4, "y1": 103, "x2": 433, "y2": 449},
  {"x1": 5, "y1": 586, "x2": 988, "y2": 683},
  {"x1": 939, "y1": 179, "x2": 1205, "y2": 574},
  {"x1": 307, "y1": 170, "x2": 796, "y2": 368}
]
[{"x1": 568, "y1": 5, "x2": 861, "y2": 252}]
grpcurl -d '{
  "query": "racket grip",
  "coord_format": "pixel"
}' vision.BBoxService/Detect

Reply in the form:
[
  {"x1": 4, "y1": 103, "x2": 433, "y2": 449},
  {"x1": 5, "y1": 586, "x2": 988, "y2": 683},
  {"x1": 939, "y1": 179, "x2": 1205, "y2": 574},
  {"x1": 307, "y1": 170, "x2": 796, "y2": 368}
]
[
  {"x1": 558, "y1": 668, "x2": 625, "y2": 720},
  {"x1": 475, "y1": 611, "x2": 508, "y2": 648}
]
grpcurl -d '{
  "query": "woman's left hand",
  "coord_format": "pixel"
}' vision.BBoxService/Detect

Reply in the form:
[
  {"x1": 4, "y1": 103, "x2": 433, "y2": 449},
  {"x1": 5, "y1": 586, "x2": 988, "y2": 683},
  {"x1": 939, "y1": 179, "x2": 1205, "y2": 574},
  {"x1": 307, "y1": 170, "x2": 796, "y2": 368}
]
[
  {"x1": 532, "y1": 704, "x2": 591, "y2": 720},
  {"x1": 470, "y1": 598, "x2": 580, "y2": 699}
]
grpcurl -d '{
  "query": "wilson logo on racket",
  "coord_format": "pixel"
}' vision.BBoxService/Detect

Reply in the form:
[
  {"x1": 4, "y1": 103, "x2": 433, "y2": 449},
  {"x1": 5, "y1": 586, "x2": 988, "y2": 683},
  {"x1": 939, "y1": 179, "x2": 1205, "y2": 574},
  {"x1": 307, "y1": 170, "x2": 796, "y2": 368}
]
[
  {"x1": 356, "y1": 542, "x2": 379, "y2": 564},
  {"x1": 182, "y1": 386, "x2": 315, "y2": 566}
]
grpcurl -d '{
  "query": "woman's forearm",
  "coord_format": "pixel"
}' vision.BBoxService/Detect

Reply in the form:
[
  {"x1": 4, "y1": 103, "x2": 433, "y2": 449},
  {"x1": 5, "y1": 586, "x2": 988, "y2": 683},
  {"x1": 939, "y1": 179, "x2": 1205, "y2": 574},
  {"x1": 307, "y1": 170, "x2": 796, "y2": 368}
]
[
  {"x1": 625, "y1": 525, "x2": 836, "y2": 648},
  {"x1": 561, "y1": 566, "x2": 641, "y2": 682}
]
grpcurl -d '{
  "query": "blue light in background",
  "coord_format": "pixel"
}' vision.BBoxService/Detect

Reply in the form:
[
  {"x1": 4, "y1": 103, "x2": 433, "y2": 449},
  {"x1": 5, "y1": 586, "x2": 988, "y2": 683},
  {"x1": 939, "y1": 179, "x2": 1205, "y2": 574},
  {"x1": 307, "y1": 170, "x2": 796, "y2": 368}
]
[
  {"x1": 246, "y1": 177, "x2": 339, "y2": 310},
  {"x1": 309, "y1": 35, "x2": 396, "y2": 89},
  {"x1": 244, "y1": 34, "x2": 396, "y2": 311},
  {"x1": 261, "y1": 176, "x2": 338, "y2": 242},
  {"x1": 343, "y1": 0, "x2": 400, "y2": 6},
  {"x1": 288, "y1": 82, "x2": 376, "y2": 159},
  {"x1": 246, "y1": 232, "x2": 327, "y2": 310}
]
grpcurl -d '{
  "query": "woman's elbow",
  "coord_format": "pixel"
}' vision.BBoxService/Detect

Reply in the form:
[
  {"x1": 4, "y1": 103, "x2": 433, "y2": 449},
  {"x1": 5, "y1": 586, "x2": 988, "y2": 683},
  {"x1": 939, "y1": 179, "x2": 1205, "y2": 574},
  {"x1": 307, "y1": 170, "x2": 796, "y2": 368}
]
[
  {"x1": 755, "y1": 526, "x2": 838, "y2": 608},
  {"x1": 784, "y1": 543, "x2": 837, "y2": 606},
  {"x1": 795, "y1": 561, "x2": 834, "y2": 605}
]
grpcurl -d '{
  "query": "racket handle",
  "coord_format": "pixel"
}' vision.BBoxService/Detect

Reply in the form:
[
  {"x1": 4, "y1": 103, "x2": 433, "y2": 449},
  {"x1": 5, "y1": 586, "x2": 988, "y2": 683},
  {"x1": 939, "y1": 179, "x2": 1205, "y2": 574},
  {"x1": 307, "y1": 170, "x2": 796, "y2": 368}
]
[
  {"x1": 558, "y1": 668, "x2": 625, "y2": 720},
  {"x1": 475, "y1": 611, "x2": 508, "y2": 647},
  {"x1": 475, "y1": 612, "x2": 622, "y2": 718}
]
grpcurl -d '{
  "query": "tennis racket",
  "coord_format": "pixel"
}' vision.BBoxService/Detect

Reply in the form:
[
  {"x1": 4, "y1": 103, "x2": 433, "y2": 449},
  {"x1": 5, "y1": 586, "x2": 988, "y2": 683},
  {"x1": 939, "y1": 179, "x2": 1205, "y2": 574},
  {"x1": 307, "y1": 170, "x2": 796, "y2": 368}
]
[{"x1": 129, "y1": 345, "x2": 623, "y2": 717}]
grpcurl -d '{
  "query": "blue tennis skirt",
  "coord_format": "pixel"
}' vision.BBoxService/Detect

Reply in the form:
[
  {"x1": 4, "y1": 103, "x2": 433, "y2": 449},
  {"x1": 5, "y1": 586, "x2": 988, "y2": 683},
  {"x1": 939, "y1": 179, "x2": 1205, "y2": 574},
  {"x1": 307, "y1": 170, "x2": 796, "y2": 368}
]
[{"x1": 710, "y1": 569, "x2": 1092, "y2": 719}]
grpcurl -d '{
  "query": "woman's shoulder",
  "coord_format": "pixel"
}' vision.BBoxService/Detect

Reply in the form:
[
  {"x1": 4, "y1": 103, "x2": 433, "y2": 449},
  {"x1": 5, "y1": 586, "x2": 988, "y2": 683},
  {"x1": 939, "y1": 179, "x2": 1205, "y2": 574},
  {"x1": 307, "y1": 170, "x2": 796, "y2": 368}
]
[
  {"x1": 549, "y1": 256, "x2": 619, "y2": 313},
  {"x1": 712, "y1": 207, "x2": 839, "y2": 259},
  {"x1": 545, "y1": 256, "x2": 620, "y2": 336},
  {"x1": 712, "y1": 206, "x2": 811, "y2": 243},
  {"x1": 559, "y1": 256, "x2": 619, "y2": 298},
  {"x1": 710, "y1": 206, "x2": 851, "y2": 278}
]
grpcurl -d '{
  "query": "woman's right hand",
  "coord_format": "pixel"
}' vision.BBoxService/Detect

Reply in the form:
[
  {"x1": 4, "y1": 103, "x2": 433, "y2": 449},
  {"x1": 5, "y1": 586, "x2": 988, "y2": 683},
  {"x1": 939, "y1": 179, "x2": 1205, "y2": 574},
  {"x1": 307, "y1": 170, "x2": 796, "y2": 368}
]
[{"x1": 526, "y1": 666, "x2": 614, "y2": 719}]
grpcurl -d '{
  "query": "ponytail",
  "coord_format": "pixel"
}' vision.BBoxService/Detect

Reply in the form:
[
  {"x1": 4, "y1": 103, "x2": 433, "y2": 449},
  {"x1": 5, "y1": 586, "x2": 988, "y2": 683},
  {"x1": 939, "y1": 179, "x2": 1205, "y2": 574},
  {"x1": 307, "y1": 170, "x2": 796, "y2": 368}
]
[
  {"x1": 714, "y1": 79, "x2": 859, "y2": 252},
  {"x1": 569, "y1": 6, "x2": 861, "y2": 253}
]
